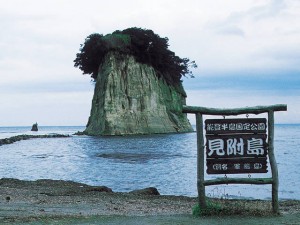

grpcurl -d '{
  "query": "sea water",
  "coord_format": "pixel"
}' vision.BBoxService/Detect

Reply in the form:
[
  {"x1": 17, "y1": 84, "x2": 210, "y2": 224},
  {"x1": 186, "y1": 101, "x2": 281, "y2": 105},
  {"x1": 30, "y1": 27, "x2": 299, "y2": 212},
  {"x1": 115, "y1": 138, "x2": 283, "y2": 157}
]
[{"x1": 0, "y1": 125, "x2": 299, "y2": 200}]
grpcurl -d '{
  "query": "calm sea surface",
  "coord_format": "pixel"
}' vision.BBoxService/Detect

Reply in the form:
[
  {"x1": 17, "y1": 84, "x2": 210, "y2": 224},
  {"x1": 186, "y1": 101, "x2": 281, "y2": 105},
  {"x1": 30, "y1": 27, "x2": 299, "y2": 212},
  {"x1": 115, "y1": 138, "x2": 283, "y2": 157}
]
[{"x1": 0, "y1": 125, "x2": 299, "y2": 200}]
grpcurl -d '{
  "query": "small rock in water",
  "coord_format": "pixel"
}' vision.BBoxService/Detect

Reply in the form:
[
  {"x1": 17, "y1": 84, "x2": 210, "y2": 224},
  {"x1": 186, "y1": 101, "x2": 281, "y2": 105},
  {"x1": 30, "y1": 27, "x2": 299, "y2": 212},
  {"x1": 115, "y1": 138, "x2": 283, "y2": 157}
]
[{"x1": 31, "y1": 123, "x2": 38, "y2": 131}]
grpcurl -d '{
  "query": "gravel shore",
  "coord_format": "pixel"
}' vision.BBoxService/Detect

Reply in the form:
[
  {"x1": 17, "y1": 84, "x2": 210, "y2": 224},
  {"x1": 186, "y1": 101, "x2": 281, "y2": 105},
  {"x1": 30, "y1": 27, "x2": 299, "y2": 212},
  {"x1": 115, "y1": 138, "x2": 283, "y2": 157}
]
[{"x1": 0, "y1": 178, "x2": 299, "y2": 224}]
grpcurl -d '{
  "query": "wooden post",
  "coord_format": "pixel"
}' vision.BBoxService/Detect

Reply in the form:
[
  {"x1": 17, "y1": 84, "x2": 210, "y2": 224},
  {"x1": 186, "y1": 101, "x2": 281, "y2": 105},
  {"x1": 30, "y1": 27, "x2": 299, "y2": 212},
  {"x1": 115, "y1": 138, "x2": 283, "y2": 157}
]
[
  {"x1": 196, "y1": 113, "x2": 206, "y2": 208},
  {"x1": 268, "y1": 110, "x2": 279, "y2": 214}
]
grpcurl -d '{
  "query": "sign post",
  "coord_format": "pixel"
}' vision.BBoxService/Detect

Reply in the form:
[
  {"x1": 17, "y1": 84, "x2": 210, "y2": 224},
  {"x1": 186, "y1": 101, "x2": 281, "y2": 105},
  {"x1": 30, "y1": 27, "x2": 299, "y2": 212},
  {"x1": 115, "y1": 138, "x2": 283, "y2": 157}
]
[
  {"x1": 196, "y1": 113, "x2": 206, "y2": 208},
  {"x1": 183, "y1": 104, "x2": 287, "y2": 214}
]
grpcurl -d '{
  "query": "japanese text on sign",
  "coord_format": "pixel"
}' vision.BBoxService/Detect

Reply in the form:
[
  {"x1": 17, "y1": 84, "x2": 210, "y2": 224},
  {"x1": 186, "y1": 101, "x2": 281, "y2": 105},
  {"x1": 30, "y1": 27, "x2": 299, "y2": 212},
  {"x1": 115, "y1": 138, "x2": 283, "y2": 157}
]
[
  {"x1": 206, "y1": 135, "x2": 267, "y2": 158},
  {"x1": 205, "y1": 118, "x2": 268, "y2": 174},
  {"x1": 205, "y1": 118, "x2": 267, "y2": 134}
]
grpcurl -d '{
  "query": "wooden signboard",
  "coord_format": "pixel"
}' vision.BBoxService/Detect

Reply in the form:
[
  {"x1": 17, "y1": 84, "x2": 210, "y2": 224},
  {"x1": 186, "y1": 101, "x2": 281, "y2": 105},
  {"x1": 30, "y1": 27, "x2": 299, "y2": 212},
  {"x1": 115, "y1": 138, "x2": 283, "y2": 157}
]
[
  {"x1": 183, "y1": 104, "x2": 287, "y2": 214},
  {"x1": 205, "y1": 118, "x2": 268, "y2": 174}
]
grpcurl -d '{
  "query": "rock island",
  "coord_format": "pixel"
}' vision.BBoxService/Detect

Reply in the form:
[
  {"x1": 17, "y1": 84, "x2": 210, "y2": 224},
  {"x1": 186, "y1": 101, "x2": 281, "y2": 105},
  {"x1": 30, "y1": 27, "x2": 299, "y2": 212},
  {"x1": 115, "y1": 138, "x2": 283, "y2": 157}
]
[{"x1": 74, "y1": 28, "x2": 196, "y2": 135}]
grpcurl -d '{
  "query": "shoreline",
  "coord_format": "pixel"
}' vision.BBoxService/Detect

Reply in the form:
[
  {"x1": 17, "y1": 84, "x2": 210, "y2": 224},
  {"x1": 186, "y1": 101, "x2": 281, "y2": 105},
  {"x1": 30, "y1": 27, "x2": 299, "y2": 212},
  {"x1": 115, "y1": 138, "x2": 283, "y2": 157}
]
[{"x1": 0, "y1": 178, "x2": 299, "y2": 223}]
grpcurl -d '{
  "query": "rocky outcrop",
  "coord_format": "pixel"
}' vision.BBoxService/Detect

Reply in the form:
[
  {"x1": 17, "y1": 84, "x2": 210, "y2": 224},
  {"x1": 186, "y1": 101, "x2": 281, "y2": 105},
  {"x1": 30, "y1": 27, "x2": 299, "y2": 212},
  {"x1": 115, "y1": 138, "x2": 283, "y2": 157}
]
[
  {"x1": 31, "y1": 123, "x2": 38, "y2": 131},
  {"x1": 84, "y1": 52, "x2": 193, "y2": 135},
  {"x1": 129, "y1": 187, "x2": 160, "y2": 196},
  {"x1": 0, "y1": 134, "x2": 70, "y2": 146}
]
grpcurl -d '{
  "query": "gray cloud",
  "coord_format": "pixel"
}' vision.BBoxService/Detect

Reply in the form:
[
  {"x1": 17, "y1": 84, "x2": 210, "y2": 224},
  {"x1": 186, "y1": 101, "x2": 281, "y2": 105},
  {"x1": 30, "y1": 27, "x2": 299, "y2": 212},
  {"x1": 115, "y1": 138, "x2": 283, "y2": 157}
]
[
  {"x1": 207, "y1": 0, "x2": 290, "y2": 37},
  {"x1": 215, "y1": 26, "x2": 245, "y2": 37},
  {"x1": 263, "y1": 48, "x2": 300, "y2": 61},
  {"x1": 226, "y1": 0, "x2": 287, "y2": 22},
  {"x1": 253, "y1": 46, "x2": 300, "y2": 68},
  {"x1": 183, "y1": 71, "x2": 300, "y2": 95},
  {"x1": 0, "y1": 0, "x2": 299, "y2": 124}
]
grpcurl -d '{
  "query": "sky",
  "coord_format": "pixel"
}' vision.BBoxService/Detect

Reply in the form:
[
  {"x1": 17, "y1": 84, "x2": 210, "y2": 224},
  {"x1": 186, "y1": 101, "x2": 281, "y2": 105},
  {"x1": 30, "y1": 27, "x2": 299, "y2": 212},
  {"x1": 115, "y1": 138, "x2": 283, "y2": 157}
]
[{"x1": 0, "y1": 0, "x2": 299, "y2": 126}]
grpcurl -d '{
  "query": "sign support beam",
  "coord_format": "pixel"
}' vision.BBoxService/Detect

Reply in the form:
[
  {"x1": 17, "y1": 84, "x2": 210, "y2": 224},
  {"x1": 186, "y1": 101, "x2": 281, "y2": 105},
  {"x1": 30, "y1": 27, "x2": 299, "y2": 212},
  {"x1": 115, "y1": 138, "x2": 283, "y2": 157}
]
[
  {"x1": 268, "y1": 110, "x2": 279, "y2": 214},
  {"x1": 204, "y1": 177, "x2": 273, "y2": 186},
  {"x1": 196, "y1": 113, "x2": 206, "y2": 209}
]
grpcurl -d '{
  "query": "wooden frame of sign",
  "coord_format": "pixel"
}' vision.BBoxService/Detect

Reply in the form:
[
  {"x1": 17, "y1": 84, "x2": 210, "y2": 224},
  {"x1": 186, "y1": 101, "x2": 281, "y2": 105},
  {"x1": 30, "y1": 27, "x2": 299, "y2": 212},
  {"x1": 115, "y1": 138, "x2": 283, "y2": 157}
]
[{"x1": 182, "y1": 104, "x2": 287, "y2": 214}]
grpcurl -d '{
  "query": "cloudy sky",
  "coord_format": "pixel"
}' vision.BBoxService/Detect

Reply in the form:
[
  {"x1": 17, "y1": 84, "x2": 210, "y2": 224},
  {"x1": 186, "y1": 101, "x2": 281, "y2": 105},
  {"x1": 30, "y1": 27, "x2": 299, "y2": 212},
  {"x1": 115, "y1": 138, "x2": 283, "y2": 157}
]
[{"x1": 0, "y1": 0, "x2": 299, "y2": 126}]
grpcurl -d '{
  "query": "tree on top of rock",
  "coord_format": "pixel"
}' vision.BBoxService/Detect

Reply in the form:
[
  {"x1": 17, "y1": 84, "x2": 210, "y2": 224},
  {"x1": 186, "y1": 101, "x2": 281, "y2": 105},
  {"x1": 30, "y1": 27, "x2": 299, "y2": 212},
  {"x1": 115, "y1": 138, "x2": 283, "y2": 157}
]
[{"x1": 74, "y1": 27, "x2": 197, "y2": 87}]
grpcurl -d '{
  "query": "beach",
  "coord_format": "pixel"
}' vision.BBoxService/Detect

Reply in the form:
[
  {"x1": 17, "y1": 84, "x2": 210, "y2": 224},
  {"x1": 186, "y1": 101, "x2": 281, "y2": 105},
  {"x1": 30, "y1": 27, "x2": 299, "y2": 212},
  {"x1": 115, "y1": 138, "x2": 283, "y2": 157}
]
[{"x1": 0, "y1": 178, "x2": 299, "y2": 224}]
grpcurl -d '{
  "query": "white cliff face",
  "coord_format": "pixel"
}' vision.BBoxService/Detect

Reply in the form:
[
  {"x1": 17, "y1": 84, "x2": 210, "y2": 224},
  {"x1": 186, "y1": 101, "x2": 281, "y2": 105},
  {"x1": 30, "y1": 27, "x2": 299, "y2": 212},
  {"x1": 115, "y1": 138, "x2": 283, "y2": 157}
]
[{"x1": 85, "y1": 52, "x2": 193, "y2": 135}]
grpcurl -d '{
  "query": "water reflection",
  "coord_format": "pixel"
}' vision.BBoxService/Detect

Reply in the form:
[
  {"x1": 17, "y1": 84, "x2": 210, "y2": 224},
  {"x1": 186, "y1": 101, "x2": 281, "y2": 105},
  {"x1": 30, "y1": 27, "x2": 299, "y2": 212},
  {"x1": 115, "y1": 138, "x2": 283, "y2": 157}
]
[{"x1": 96, "y1": 152, "x2": 184, "y2": 164}]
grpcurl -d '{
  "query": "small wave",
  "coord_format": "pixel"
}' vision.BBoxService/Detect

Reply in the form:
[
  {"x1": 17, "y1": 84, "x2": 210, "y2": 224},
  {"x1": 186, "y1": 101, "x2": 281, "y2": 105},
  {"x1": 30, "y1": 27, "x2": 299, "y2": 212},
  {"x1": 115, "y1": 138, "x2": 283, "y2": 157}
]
[
  {"x1": 31, "y1": 154, "x2": 49, "y2": 159},
  {"x1": 96, "y1": 152, "x2": 184, "y2": 164},
  {"x1": 96, "y1": 153, "x2": 160, "y2": 163}
]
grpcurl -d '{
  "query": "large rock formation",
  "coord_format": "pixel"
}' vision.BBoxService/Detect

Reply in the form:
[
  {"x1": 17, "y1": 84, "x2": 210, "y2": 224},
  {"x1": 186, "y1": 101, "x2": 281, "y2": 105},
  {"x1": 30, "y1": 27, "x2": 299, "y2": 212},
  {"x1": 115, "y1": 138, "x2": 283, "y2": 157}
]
[{"x1": 84, "y1": 52, "x2": 193, "y2": 135}]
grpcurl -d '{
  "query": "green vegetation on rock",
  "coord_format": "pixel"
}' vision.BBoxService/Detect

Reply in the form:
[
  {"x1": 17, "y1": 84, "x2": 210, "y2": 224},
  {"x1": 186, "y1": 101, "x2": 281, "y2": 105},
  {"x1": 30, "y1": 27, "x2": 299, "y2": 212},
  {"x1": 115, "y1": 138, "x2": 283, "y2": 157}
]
[{"x1": 74, "y1": 27, "x2": 197, "y2": 87}]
